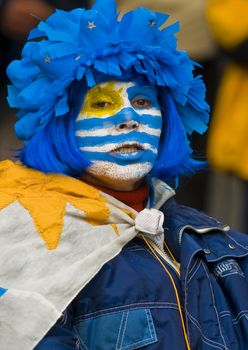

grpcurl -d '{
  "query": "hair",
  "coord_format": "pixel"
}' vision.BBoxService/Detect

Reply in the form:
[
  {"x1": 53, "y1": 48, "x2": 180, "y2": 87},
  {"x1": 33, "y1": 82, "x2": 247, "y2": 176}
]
[
  {"x1": 8, "y1": 1, "x2": 209, "y2": 181},
  {"x1": 151, "y1": 88, "x2": 206, "y2": 180},
  {"x1": 18, "y1": 78, "x2": 206, "y2": 181}
]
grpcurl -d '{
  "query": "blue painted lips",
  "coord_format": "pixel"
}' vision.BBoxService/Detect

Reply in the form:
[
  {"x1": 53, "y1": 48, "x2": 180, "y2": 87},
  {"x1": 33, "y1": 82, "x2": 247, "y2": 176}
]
[{"x1": 110, "y1": 144, "x2": 144, "y2": 161}]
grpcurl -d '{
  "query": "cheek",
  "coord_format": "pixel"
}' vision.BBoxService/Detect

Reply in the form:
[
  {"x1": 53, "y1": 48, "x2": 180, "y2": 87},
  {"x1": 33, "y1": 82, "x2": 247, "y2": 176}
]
[
  {"x1": 74, "y1": 119, "x2": 115, "y2": 163},
  {"x1": 150, "y1": 114, "x2": 163, "y2": 149},
  {"x1": 75, "y1": 118, "x2": 112, "y2": 145},
  {"x1": 158, "y1": 115, "x2": 163, "y2": 138}
]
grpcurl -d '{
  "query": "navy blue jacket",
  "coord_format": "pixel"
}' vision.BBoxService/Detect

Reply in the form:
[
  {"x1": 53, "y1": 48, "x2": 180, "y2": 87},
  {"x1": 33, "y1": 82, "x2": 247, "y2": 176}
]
[{"x1": 36, "y1": 198, "x2": 248, "y2": 350}]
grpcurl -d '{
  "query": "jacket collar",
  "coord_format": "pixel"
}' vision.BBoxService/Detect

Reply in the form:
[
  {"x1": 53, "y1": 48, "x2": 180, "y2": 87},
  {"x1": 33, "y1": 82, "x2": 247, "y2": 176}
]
[{"x1": 160, "y1": 198, "x2": 248, "y2": 264}]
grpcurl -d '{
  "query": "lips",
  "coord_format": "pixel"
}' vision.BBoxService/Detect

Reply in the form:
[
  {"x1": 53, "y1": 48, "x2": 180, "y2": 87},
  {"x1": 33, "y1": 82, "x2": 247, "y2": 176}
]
[
  {"x1": 110, "y1": 142, "x2": 145, "y2": 161},
  {"x1": 111, "y1": 143, "x2": 144, "y2": 154}
]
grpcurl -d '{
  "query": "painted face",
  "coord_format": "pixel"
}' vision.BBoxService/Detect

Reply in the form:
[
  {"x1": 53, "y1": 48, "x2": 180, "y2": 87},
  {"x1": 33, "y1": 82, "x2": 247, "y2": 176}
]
[{"x1": 75, "y1": 81, "x2": 162, "y2": 188}]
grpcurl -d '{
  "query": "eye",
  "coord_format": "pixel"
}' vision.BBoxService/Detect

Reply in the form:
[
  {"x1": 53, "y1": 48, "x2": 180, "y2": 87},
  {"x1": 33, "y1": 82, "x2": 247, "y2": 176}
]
[
  {"x1": 131, "y1": 98, "x2": 152, "y2": 109},
  {"x1": 92, "y1": 101, "x2": 113, "y2": 109}
]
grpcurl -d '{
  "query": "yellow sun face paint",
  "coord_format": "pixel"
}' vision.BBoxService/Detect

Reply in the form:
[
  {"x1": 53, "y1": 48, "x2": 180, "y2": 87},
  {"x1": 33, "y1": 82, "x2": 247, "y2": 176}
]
[{"x1": 81, "y1": 82, "x2": 124, "y2": 118}]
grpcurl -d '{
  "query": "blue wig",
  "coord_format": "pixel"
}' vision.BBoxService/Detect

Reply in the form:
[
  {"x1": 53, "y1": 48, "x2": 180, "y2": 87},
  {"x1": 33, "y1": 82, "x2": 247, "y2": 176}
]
[{"x1": 7, "y1": 0, "x2": 209, "y2": 180}]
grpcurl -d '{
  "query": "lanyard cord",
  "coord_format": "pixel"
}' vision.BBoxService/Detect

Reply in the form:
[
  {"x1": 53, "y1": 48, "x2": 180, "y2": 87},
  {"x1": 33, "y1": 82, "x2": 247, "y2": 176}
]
[
  {"x1": 163, "y1": 240, "x2": 180, "y2": 271},
  {"x1": 141, "y1": 235, "x2": 191, "y2": 350},
  {"x1": 163, "y1": 240, "x2": 177, "y2": 263}
]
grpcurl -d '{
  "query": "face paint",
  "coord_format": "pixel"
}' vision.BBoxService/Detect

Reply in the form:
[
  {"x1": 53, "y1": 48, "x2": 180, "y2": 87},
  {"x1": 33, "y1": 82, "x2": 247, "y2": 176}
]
[
  {"x1": 80, "y1": 82, "x2": 124, "y2": 118},
  {"x1": 75, "y1": 81, "x2": 162, "y2": 190}
]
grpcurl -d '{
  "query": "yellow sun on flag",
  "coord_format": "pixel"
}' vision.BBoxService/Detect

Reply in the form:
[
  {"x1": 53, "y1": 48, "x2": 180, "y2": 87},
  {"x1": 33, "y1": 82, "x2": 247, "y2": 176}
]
[{"x1": 0, "y1": 161, "x2": 110, "y2": 250}]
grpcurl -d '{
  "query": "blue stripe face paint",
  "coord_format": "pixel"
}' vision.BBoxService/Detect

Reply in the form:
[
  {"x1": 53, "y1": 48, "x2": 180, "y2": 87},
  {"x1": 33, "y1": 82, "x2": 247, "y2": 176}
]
[
  {"x1": 75, "y1": 81, "x2": 162, "y2": 190},
  {"x1": 76, "y1": 132, "x2": 159, "y2": 148},
  {"x1": 75, "y1": 111, "x2": 162, "y2": 131}
]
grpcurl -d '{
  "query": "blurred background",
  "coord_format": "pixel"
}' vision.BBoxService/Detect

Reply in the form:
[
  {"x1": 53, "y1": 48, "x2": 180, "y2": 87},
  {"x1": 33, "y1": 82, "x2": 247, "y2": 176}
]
[{"x1": 0, "y1": 0, "x2": 247, "y2": 231}]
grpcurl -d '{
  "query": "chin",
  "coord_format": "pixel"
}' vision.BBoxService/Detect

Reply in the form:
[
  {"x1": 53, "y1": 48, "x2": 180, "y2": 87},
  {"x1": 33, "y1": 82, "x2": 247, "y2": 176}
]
[{"x1": 89, "y1": 161, "x2": 153, "y2": 187}]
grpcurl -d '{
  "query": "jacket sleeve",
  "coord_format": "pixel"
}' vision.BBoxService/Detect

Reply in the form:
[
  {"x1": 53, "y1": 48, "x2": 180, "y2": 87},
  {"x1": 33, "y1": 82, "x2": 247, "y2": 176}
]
[{"x1": 35, "y1": 303, "x2": 79, "y2": 350}]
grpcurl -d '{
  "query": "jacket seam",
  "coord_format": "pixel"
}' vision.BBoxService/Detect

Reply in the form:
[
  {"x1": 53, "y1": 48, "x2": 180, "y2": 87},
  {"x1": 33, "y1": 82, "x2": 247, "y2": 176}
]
[
  {"x1": 145, "y1": 309, "x2": 152, "y2": 339},
  {"x1": 207, "y1": 252, "x2": 248, "y2": 263},
  {"x1": 187, "y1": 260, "x2": 202, "y2": 285},
  {"x1": 220, "y1": 310, "x2": 248, "y2": 324},
  {"x1": 187, "y1": 313, "x2": 228, "y2": 350},
  {"x1": 119, "y1": 309, "x2": 157, "y2": 350},
  {"x1": 76, "y1": 336, "x2": 83, "y2": 350},
  {"x1": 75, "y1": 333, "x2": 88, "y2": 350},
  {"x1": 121, "y1": 338, "x2": 156, "y2": 350},
  {"x1": 188, "y1": 313, "x2": 229, "y2": 348},
  {"x1": 226, "y1": 233, "x2": 248, "y2": 251},
  {"x1": 232, "y1": 312, "x2": 248, "y2": 325},
  {"x1": 184, "y1": 248, "x2": 203, "y2": 346},
  {"x1": 202, "y1": 262, "x2": 228, "y2": 349},
  {"x1": 74, "y1": 305, "x2": 180, "y2": 323},
  {"x1": 74, "y1": 302, "x2": 179, "y2": 321},
  {"x1": 114, "y1": 309, "x2": 157, "y2": 350},
  {"x1": 116, "y1": 311, "x2": 128, "y2": 350},
  {"x1": 145, "y1": 308, "x2": 157, "y2": 343},
  {"x1": 117, "y1": 311, "x2": 129, "y2": 350},
  {"x1": 73, "y1": 324, "x2": 89, "y2": 350},
  {"x1": 188, "y1": 258, "x2": 200, "y2": 276},
  {"x1": 220, "y1": 311, "x2": 232, "y2": 317}
]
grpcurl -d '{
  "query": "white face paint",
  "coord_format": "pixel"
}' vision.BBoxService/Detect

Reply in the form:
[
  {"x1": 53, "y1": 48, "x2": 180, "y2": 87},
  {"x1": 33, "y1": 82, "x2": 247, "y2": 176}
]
[{"x1": 75, "y1": 81, "x2": 162, "y2": 190}]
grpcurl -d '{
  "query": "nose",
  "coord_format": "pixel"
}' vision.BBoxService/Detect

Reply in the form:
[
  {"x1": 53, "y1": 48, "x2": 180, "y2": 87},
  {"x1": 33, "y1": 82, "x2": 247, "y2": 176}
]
[
  {"x1": 117, "y1": 120, "x2": 139, "y2": 131},
  {"x1": 116, "y1": 107, "x2": 140, "y2": 132}
]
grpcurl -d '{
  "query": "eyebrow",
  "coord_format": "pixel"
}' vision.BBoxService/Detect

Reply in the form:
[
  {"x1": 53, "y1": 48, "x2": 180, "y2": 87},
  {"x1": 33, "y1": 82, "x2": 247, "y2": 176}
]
[{"x1": 127, "y1": 85, "x2": 158, "y2": 99}]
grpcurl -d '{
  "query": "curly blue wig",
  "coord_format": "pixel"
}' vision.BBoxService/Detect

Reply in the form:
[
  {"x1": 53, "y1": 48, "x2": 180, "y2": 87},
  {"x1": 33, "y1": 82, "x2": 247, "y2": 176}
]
[{"x1": 7, "y1": 0, "x2": 209, "y2": 180}]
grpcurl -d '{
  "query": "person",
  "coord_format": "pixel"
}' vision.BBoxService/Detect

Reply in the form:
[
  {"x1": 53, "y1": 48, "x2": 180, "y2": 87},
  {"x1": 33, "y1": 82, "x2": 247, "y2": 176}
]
[
  {"x1": 110, "y1": 0, "x2": 219, "y2": 213},
  {"x1": 1, "y1": 1, "x2": 248, "y2": 349}
]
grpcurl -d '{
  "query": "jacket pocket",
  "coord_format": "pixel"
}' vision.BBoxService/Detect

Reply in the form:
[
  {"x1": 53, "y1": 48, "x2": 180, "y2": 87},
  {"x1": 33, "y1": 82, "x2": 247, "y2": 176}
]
[{"x1": 74, "y1": 308, "x2": 158, "y2": 350}]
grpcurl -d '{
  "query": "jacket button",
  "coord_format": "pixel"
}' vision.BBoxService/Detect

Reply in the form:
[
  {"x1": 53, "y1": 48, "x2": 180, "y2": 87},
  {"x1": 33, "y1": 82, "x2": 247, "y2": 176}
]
[
  {"x1": 228, "y1": 243, "x2": 236, "y2": 249},
  {"x1": 204, "y1": 248, "x2": 211, "y2": 254}
]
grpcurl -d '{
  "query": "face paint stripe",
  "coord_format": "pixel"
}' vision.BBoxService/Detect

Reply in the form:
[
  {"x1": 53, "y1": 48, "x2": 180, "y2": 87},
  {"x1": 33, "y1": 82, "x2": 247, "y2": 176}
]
[
  {"x1": 75, "y1": 125, "x2": 161, "y2": 138},
  {"x1": 75, "y1": 132, "x2": 160, "y2": 148},
  {"x1": 91, "y1": 161, "x2": 152, "y2": 170},
  {"x1": 133, "y1": 108, "x2": 161, "y2": 117},
  {"x1": 75, "y1": 114, "x2": 162, "y2": 131},
  {"x1": 81, "y1": 150, "x2": 156, "y2": 165},
  {"x1": 79, "y1": 143, "x2": 157, "y2": 154},
  {"x1": 77, "y1": 107, "x2": 161, "y2": 120}
]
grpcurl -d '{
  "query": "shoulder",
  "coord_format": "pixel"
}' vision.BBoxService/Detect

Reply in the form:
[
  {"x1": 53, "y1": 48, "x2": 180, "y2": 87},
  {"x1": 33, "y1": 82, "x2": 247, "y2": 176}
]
[
  {"x1": 160, "y1": 197, "x2": 229, "y2": 233},
  {"x1": 160, "y1": 198, "x2": 248, "y2": 262}
]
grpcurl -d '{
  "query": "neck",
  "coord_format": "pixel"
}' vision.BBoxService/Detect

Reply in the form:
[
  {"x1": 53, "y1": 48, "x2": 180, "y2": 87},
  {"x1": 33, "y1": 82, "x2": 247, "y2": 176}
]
[
  {"x1": 80, "y1": 173, "x2": 144, "y2": 191},
  {"x1": 80, "y1": 175, "x2": 149, "y2": 212}
]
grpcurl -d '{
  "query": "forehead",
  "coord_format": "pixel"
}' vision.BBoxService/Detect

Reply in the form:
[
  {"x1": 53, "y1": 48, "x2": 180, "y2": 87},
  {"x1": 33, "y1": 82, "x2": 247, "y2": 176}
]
[
  {"x1": 85, "y1": 80, "x2": 158, "y2": 96},
  {"x1": 97, "y1": 81, "x2": 134, "y2": 89}
]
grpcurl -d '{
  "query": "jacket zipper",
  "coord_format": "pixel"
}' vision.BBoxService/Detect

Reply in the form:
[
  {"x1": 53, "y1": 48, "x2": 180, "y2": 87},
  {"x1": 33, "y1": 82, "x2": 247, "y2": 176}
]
[
  {"x1": 141, "y1": 235, "x2": 181, "y2": 276},
  {"x1": 141, "y1": 234, "x2": 190, "y2": 350}
]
